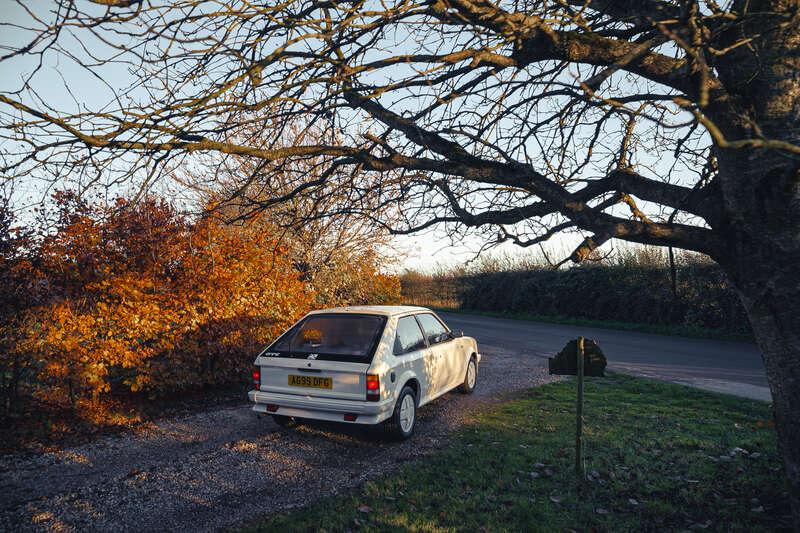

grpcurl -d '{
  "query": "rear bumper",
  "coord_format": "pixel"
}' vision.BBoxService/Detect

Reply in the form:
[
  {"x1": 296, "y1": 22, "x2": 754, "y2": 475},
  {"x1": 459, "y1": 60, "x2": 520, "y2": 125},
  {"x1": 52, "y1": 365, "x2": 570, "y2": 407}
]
[{"x1": 248, "y1": 389, "x2": 395, "y2": 425}]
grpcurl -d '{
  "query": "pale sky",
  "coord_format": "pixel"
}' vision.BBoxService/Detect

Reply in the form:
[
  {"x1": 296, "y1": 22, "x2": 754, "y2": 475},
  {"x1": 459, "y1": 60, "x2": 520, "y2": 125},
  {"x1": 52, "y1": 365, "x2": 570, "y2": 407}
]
[
  {"x1": 0, "y1": 3, "x2": 677, "y2": 273},
  {"x1": 0, "y1": 2, "x2": 585, "y2": 273},
  {"x1": 392, "y1": 229, "x2": 582, "y2": 272}
]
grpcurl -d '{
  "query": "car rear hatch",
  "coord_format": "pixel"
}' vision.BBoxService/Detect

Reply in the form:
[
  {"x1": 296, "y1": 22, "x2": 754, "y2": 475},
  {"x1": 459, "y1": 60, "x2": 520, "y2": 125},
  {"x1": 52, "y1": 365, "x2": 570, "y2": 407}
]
[
  {"x1": 254, "y1": 356, "x2": 369, "y2": 401},
  {"x1": 254, "y1": 312, "x2": 386, "y2": 401}
]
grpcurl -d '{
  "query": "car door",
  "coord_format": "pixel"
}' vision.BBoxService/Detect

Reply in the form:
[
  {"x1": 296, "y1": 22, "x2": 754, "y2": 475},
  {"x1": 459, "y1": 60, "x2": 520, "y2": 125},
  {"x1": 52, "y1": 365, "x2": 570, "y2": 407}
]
[
  {"x1": 415, "y1": 313, "x2": 456, "y2": 395},
  {"x1": 392, "y1": 315, "x2": 434, "y2": 402},
  {"x1": 432, "y1": 313, "x2": 468, "y2": 387}
]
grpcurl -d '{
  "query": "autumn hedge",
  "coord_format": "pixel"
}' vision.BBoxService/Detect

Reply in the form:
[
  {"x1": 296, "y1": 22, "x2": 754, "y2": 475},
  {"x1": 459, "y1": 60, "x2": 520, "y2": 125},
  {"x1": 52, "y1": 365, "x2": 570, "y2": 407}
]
[{"x1": 0, "y1": 193, "x2": 399, "y2": 423}]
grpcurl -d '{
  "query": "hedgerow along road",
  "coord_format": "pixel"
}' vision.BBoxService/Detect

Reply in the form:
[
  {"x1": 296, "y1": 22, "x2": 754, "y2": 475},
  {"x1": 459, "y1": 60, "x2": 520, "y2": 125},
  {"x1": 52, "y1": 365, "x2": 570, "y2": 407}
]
[{"x1": 441, "y1": 312, "x2": 769, "y2": 401}]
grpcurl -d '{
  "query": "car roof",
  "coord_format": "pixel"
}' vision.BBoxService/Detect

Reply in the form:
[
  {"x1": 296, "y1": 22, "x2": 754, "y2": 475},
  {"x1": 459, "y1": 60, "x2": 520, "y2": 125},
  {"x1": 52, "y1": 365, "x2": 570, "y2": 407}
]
[{"x1": 307, "y1": 305, "x2": 431, "y2": 317}]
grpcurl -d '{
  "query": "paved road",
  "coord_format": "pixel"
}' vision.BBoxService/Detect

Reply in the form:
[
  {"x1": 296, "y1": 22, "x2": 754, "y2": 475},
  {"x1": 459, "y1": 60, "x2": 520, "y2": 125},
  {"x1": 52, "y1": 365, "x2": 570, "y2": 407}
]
[{"x1": 441, "y1": 312, "x2": 771, "y2": 401}]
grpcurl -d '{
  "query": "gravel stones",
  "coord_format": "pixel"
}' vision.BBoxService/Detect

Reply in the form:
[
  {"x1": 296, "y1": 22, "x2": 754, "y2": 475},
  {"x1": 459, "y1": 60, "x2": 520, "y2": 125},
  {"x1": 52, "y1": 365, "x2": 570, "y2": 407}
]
[{"x1": 0, "y1": 345, "x2": 554, "y2": 531}]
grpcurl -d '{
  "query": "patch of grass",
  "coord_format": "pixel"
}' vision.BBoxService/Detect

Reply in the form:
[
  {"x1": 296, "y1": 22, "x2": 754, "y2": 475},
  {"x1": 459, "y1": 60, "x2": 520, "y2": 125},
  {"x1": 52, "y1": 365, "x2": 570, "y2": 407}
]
[
  {"x1": 250, "y1": 376, "x2": 788, "y2": 532},
  {"x1": 434, "y1": 307, "x2": 755, "y2": 342}
]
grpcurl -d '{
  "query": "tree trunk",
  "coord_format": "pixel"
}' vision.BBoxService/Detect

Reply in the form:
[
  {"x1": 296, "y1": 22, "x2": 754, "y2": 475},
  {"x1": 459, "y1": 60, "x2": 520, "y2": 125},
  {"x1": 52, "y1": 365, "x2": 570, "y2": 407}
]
[
  {"x1": 712, "y1": 2, "x2": 800, "y2": 520},
  {"x1": 716, "y1": 150, "x2": 800, "y2": 522},
  {"x1": 715, "y1": 143, "x2": 800, "y2": 520},
  {"x1": 729, "y1": 257, "x2": 800, "y2": 518}
]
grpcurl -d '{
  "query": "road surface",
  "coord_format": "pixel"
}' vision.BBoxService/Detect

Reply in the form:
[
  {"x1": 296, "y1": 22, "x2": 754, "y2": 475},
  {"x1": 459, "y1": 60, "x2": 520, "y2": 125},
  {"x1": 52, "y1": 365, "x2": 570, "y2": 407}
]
[{"x1": 441, "y1": 311, "x2": 770, "y2": 401}]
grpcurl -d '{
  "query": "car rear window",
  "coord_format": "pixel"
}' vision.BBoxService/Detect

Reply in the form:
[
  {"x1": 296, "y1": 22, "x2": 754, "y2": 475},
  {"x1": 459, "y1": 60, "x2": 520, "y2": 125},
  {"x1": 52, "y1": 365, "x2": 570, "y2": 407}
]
[{"x1": 269, "y1": 313, "x2": 386, "y2": 362}]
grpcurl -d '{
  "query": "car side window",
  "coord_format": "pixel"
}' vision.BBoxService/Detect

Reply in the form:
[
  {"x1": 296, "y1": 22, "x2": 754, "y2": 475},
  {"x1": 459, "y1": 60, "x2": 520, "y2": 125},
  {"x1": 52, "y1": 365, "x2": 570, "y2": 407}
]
[
  {"x1": 416, "y1": 313, "x2": 449, "y2": 346},
  {"x1": 394, "y1": 316, "x2": 427, "y2": 355}
]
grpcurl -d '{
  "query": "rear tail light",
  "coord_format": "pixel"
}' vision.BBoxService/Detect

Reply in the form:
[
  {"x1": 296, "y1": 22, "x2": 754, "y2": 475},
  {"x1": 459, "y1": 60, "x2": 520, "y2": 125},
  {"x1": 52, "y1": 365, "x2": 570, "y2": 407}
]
[
  {"x1": 252, "y1": 367, "x2": 261, "y2": 388},
  {"x1": 366, "y1": 374, "x2": 380, "y2": 402}
]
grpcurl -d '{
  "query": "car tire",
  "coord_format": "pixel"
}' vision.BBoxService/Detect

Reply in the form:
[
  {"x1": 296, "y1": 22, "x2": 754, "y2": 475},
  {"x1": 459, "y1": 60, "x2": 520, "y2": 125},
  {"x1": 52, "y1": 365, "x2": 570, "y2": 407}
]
[
  {"x1": 387, "y1": 386, "x2": 417, "y2": 440},
  {"x1": 272, "y1": 414, "x2": 301, "y2": 428},
  {"x1": 459, "y1": 357, "x2": 478, "y2": 394}
]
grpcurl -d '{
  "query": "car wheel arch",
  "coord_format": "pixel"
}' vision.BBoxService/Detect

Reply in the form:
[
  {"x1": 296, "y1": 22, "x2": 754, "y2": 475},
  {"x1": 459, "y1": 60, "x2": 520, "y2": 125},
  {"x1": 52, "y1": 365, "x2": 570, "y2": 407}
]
[{"x1": 399, "y1": 376, "x2": 421, "y2": 405}]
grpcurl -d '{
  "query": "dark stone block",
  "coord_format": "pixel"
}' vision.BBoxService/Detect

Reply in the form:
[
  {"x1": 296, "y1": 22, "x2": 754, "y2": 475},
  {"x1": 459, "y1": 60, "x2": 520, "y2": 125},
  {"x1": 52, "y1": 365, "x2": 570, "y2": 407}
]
[{"x1": 548, "y1": 338, "x2": 607, "y2": 377}]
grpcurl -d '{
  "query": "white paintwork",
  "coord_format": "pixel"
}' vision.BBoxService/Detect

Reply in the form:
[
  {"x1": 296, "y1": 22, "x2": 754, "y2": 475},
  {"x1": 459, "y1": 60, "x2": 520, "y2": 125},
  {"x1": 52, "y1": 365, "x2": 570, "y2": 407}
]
[
  {"x1": 308, "y1": 305, "x2": 429, "y2": 317},
  {"x1": 248, "y1": 306, "x2": 481, "y2": 427}
]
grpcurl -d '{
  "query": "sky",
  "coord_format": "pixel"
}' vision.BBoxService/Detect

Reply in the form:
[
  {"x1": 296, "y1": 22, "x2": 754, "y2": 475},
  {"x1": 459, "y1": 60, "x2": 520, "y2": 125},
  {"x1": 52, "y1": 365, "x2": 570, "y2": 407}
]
[
  {"x1": 0, "y1": 2, "x2": 684, "y2": 273},
  {"x1": 391, "y1": 230, "x2": 582, "y2": 272}
]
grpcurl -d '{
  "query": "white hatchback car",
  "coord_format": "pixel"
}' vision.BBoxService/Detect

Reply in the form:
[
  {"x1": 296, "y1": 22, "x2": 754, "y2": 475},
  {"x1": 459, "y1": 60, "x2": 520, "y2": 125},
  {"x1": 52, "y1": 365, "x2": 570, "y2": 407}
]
[{"x1": 248, "y1": 306, "x2": 480, "y2": 439}]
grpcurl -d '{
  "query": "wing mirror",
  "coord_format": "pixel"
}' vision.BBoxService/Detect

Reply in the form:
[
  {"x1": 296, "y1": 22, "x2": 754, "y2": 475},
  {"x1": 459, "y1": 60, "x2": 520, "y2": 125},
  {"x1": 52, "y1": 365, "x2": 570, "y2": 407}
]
[{"x1": 450, "y1": 330, "x2": 464, "y2": 339}]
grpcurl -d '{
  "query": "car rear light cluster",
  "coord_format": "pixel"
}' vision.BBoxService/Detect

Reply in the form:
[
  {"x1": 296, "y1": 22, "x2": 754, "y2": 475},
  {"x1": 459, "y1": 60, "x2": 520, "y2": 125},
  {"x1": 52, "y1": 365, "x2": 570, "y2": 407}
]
[
  {"x1": 366, "y1": 373, "x2": 380, "y2": 402},
  {"x1": 252, "y1": 367, "x2": 261, "y2": 389}
]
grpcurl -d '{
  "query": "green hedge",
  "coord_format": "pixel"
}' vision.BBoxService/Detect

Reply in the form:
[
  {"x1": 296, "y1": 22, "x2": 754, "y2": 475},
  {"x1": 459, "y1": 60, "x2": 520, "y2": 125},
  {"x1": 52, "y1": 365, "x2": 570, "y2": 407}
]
[{"x1": 402, "y1": 264, "x2": 751, "y2": 335}]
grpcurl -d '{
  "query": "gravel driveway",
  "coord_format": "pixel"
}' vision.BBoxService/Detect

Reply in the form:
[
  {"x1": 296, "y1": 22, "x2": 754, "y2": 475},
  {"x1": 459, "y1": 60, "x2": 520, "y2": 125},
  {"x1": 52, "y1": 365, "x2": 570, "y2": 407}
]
[{"x1": 0, "y1": 344, "x2": 554, "y2": 532}]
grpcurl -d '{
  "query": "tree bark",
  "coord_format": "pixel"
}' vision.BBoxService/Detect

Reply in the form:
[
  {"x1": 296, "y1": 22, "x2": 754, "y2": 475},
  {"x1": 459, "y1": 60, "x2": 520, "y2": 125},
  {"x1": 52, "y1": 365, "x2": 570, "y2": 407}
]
[
  {"x1": 716, "y1": 146, "x2": 800, "y2": 524},
  {"x1": 727, "y1": 253, "x2": 800, "y2": 518},
  {"x1": 716, "y1": 147, "x2": 800, "y2": 522},
  {"x1": 713, "y1": 2, "x2": 800, "y2": 520}
]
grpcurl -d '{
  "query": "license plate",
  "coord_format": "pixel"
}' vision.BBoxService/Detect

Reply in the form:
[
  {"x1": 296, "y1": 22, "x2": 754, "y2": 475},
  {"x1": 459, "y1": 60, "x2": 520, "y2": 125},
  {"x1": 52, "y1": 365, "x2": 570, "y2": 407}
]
[{"x1": 288, "y1": 375, "x2": 333, "y2": 389}]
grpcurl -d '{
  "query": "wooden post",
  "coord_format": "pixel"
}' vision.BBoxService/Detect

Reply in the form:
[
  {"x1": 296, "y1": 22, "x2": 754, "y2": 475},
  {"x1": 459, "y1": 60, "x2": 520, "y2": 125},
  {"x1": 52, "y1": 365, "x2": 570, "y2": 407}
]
[{"x1": 576, "y1": 336, "x2": 585, "y2": 479}]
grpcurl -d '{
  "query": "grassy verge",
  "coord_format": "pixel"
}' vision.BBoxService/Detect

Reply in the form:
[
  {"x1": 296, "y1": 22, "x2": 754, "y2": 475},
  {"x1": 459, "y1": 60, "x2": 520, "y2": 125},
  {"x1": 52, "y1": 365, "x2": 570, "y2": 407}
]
[
  {"x1": 251, "y1": 375, "x2": 788, "y2": 532},
  {"x1": 432, "y1": 307, "x2": 754, "y2": 342}
]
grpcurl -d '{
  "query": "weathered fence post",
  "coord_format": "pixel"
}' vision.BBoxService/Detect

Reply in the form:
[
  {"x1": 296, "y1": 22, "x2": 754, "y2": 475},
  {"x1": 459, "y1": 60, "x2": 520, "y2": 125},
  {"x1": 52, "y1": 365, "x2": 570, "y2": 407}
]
[
  {"x1": 575, "y1": 336, "x2": 585, "y2": 479},
  {"x1": 549, "y1": 337, "x2": 606, "y2": 482}
]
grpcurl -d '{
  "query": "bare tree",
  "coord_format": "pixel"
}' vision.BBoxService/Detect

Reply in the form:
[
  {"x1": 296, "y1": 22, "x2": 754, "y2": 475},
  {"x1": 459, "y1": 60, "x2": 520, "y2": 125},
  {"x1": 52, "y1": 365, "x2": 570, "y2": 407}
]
[
  {"x1": 1, "y1": 0, "x2": 799, "y2": 516},
  {"x1": 184, "y1": 122, "x2": 400, "y2": 305}
]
